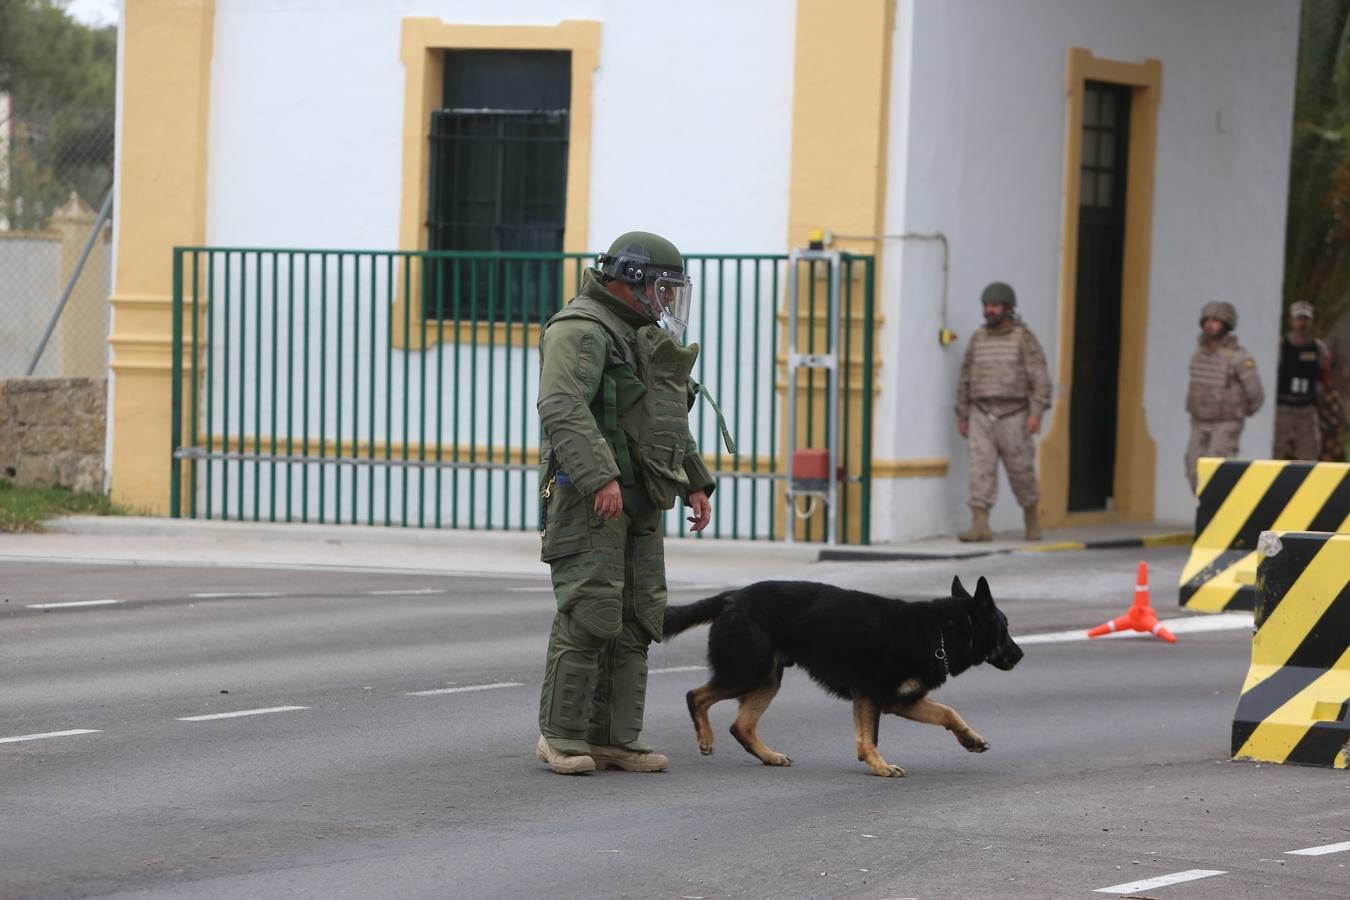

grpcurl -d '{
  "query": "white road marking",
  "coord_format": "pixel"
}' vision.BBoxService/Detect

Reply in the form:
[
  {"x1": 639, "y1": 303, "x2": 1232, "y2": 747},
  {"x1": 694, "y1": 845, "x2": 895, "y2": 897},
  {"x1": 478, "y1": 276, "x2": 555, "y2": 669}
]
[
  {"x1": 189, "y1": 592, "x2": 282, "y2": 599},
  {"x1": 1094, "y1": 869, "x2": 1226, "y2": 894},
  {"x1": 1287, "y1": 840, "x2": 1350, "y2": 856},
  {"x1": 1018, "y1": 612, "x2": 1253, "y2": 645},
  {"x1": 0, "y1": 728, "x2": 101, "y2": 744},
  {"x1": 365, "y1": 588, "x2": 446, "y2": 596},
  {"x1": 26, "y1": 599, "x2": 123, "y2": 609},
  {"x1": 506, "y1": 586, "x2": 556, "y2": 593},
  {"x1": 177, "y1": 706, "x2": 309, "y2": 721},
  {"x1": 406, "y1": 682, "x2": 523, "y2": 696},
  {"x1": 649, "y1": 665, "x2": 707, "y2": 674}
]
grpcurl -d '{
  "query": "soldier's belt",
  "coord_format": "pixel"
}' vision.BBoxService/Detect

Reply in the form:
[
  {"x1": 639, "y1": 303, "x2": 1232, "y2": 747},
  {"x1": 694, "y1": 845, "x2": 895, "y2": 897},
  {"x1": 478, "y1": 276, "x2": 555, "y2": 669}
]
[{"x1": 974, "y1": 401, "x2": 1029, "y2": 421}]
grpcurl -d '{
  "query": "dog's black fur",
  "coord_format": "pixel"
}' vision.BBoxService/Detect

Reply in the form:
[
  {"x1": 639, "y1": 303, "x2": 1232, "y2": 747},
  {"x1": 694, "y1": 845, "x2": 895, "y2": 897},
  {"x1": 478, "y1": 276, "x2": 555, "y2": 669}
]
[{"x1": 662, "y1": 576, "x2": 1023, "y2": 777}]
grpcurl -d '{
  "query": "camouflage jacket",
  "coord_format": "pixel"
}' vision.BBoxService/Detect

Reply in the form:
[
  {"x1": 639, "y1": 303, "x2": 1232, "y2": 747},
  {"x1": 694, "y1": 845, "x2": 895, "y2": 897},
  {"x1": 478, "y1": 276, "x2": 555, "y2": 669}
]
[
  {"x1": 955, "y1": 320, "x2": 1053, "y2": 420},
  {"x1": 1187, "y1": 334, "x2": 1263, "y2": 422}
]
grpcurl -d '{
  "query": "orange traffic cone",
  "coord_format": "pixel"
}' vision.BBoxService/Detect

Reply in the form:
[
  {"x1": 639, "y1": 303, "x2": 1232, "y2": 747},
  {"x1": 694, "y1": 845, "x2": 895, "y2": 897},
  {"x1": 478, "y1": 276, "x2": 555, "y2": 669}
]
[{"x1": 1087, "y1": 560, "x2": 1176, "y2": 644}]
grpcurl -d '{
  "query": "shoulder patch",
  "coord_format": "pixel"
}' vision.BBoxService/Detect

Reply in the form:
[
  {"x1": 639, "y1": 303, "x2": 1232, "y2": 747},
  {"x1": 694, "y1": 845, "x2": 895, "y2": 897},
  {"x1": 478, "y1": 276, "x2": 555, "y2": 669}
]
[{"x1": 1243, "y1": 358, "x2": 1255, "y2": 368}]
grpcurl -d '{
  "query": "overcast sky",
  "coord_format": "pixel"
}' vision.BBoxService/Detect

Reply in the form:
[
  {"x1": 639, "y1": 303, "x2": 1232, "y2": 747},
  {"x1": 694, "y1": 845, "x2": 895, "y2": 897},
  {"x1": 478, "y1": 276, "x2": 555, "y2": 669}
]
[{"x1": 65, "y1": 0, "x2": 119, "y2": 28}]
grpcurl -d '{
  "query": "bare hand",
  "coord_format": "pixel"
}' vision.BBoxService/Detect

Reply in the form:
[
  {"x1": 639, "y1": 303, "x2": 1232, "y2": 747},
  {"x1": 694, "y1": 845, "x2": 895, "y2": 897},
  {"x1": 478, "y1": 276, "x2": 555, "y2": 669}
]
[
  {"x1": 958, "y1": 419, "x2": 969, "y2": 439},
  {"x1": 686, "y1": 490, "x2": 711, "y2": 532},
  {"x1": 1025, "y1": 414, "x2": 1041, "y2": 436},
  {"x1": 594, "y1": 480, "x2": 623, "y2": 520}
]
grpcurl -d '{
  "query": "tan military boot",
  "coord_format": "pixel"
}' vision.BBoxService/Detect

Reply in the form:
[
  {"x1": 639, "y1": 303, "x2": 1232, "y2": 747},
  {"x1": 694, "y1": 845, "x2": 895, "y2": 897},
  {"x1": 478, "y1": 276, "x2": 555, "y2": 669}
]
[
  {"x1": 536, "y1": 735, "x2": 596, "y2": 775},
  {"x1": 958, "y1": 508, "x2": 993, "y2": 542},
  {"x1": 589, "y1": 744, "x2": 669, "y2": 773},
  {"x1": 1023, "y1": 506, "x2": 1042, "y2": 541}
]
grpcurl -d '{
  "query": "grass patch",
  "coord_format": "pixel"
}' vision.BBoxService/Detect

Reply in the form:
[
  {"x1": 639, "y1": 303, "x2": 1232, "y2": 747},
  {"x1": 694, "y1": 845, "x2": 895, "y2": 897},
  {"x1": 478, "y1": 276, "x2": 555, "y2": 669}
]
[{"x1": 0, "y1": 479, "x2": 122, "y2": 533}]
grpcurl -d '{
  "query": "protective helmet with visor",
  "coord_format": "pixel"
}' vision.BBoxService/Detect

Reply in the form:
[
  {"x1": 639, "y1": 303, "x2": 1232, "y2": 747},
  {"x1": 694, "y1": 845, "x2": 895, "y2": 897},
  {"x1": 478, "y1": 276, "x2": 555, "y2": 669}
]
[{"x1": 597, "y1": 232, "x2": 693, "y2": 341}]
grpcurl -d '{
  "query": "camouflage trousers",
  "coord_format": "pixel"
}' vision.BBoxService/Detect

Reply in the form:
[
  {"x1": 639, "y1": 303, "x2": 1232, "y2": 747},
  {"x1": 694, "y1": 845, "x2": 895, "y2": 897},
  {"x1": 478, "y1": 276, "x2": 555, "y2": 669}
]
[
  {"x1": 1272, "y1": 404, "x2": 1320, "y2": 462},
  {"x1": 537, "y1": 479, "x2": 667, "y2": 755},
  {"x1": 1184, "y1": 418, "x2": 1243, "y2": 494},
  {"x1": 966, "y1": 407, "x2": 1039, "y2": 511}
]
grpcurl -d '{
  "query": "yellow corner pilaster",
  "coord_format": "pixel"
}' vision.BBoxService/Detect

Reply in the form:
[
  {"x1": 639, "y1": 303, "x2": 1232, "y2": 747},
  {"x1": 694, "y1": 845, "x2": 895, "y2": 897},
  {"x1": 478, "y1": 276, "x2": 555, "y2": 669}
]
[
  {"x1": 109, "y1": 0, "x2": 215, "y2": 513},
  {"x1": 780, "y1": 0, "x2": 893, "y2": 541}
]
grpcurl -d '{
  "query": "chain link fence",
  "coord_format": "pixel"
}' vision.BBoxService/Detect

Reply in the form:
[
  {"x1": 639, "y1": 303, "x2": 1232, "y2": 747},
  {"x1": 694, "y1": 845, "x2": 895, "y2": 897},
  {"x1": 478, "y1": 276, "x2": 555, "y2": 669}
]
[{"x1": 0, "y1": 92, "x2": 113, "y2": 379}]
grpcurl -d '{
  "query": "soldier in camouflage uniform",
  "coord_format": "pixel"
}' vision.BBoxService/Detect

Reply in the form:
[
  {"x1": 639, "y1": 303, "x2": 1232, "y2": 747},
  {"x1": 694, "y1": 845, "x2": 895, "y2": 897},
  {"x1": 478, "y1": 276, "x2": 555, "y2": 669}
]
[
  {"x1": 1185, "y1": 301, "x2": 1264, "y2": 492},
  {"x1": 534, "y1": 232, "x2": 721, "y2": 775},
  {"x1": 1272, "y1": 300, "x2": 1329, "y2": 461},
  {"x1": 955, "y1": 282, "x2": 1053, "y2": 542}
]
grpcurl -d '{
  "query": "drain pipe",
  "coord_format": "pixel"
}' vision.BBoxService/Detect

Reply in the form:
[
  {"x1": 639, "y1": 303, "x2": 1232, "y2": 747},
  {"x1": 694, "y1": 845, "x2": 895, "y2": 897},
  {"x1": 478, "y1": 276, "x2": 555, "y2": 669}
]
[{"x1": 824, "y1": 230, "x2": 953, "y2": 347}]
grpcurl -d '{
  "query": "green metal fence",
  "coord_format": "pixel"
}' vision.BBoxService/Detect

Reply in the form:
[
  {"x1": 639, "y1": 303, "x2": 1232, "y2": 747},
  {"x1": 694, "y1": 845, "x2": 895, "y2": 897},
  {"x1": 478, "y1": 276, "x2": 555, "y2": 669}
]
[{"x1": 170, "y1": 248, "x2": 875, "y2": 542}]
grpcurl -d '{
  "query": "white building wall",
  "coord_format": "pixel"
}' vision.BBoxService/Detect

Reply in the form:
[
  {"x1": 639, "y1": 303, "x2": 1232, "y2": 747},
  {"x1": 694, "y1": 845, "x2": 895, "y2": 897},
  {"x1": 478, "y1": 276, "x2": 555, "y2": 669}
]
[
  {"x1": 205, "y1": 0, "x2": 794, "y2": 255},
  {"x1": 198, "y1": 0, "x2": 795, "y2": 532},
  {"x1": 874, "y1": 0, "x2": 1299, "y2": 541}
]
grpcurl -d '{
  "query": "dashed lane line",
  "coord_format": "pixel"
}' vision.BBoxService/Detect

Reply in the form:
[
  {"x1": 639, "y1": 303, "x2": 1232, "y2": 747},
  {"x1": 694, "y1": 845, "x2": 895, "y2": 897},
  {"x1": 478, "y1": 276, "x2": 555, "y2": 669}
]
[
  {"x1": 365, "y1": 588, "x2": 447, "y2": 596},
  {"x1": 649, "y1": 665, "x2": 707, "y2": 674},
  {"x1": 1017, "y1": 612, "x2": 1253, "y2": 645},
  {"x1": 177, "y1": 706, "x2": 309, "y2": 722},
  {"x1": 26, "y1": 599, "x2": 124, "y2": 610},
  {"x1": 406, "y1": 682, "x2": 523, "y2": 696},
  {"x1": 0, "y1": 729, "x2": 101, "y2": 744},
  {"x1": 189, "y1": 592, "x2": 283, "y2": 599},
  {"x1": 1287, "y1": 841, "x2": 1350, "y2": 856},
  {"x1": 1094, "y1": 869, "x2": 1226, "y2": 894}
]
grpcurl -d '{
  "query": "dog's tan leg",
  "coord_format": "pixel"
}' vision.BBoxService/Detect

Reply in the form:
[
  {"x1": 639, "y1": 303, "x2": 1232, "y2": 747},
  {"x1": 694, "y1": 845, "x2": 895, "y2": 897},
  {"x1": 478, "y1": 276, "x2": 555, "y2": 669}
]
[
  {"x1": 686, "y1": 684, "x2": 735, "y2": 755},
  {"x1": 852, "y1": 694, "x2": 905, "y2": 777},
  {"x1": 728, "y1": 684, "x2": 791, "y2": 766},
  {"x1": 887, "y1": 697, "x2": 990, "y2": 752}
]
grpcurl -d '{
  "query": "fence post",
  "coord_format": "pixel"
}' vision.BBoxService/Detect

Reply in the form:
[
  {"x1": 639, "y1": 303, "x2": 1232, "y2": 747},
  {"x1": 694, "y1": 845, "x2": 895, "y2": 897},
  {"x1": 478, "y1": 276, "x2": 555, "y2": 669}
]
[{"x1": 170, "y1": 248, "x2": 183, "y2": 518}]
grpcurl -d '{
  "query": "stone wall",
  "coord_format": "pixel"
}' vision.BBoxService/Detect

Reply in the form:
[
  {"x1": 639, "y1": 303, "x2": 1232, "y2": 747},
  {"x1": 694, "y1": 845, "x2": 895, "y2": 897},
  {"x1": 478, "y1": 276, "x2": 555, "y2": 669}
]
[{"x1": 0, "y1": 377, "x2": 106, "y2": 493}]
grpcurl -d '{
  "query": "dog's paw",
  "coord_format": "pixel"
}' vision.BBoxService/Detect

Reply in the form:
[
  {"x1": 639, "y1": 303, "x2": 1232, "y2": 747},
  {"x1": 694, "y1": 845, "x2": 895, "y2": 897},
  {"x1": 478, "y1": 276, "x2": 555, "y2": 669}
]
[
  {"x1": 699, "y1": 743, "x2": 714, "y2": 756},
  {"x1": 960, "y1": 732, "x2": 990, "y2": 753},
  {"x1": 870, "y1": 763, "x2": 907, "y2": 778},
  {"x1": 761, "y1": 752, "x2": 792, "y2": 767}
]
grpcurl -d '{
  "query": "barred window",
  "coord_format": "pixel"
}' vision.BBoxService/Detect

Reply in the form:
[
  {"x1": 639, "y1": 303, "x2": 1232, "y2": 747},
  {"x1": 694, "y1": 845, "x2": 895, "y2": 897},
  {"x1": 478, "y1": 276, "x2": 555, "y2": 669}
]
[{"x1": 426, "y1": 51, "x2": 571, "y2": 324}]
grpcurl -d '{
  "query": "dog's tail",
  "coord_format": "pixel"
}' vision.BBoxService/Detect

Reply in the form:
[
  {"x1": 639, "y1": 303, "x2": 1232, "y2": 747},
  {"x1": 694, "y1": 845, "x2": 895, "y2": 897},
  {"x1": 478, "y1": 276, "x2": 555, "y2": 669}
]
[{"x1": 663, "y1": 589, "x2": 737, "y2": 639}]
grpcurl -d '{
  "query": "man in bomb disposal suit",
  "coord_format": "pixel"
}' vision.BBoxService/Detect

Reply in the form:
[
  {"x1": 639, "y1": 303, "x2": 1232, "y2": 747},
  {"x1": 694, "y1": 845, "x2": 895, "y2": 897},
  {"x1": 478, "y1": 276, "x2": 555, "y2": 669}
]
[
  {"x1": 534, "y1": 232, "x2": 723, "y2": 775},
  {"x1": 1185, "y1": 301, "x2": 1264, "y2": 492},
  {"x1": 1272, "y1": 300, "x2": 1329, "y2": 461},
  {"x1": 955, "y1": 282, "x2": 1053, "y2": 542}
]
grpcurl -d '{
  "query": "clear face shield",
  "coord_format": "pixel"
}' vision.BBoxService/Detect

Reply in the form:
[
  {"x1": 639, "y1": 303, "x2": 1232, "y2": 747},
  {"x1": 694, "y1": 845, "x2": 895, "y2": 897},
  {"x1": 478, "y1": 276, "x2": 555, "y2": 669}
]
[{"x1": 642, "y1": 272, "x2": 693, "y2": 341}]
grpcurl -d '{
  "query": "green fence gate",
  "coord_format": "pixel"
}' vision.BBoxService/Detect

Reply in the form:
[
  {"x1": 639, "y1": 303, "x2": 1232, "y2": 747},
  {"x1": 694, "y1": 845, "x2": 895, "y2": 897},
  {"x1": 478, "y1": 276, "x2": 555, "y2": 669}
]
[{"x1": 170, "y1": 248, "x2": 874, "y2": 542}]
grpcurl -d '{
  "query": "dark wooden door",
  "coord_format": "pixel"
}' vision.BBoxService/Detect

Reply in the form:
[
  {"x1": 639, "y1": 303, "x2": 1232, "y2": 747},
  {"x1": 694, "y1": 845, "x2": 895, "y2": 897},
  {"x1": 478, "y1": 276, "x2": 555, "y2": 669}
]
[{"x1": 1069, "y1": 81, "x2": 1131, "y2": 512}]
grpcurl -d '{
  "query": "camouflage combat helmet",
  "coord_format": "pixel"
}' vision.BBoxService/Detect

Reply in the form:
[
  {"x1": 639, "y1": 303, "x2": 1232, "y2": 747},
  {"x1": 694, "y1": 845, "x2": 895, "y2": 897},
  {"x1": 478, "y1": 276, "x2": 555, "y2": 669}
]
[
  {"x1": 980, "y1": 281, "x2": 1016, "y2": 308},
  {"x1": 1199, "y1": 301, "x2": 1238, "y2": 330}
]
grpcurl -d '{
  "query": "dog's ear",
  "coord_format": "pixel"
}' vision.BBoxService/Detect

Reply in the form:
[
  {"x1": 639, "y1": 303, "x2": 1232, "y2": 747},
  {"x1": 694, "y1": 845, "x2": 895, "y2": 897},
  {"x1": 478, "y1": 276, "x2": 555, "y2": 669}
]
[
  {"x1": 951, "y1": 576, "x2": 970, "y2": 599},
  {"x1": 975, "y1": 576, "x2": 993, "y2": 605}
]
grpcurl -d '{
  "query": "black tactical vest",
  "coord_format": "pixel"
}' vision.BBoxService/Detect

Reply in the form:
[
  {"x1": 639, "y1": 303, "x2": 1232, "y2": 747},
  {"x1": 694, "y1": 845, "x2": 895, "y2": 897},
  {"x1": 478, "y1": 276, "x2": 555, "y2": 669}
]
[{"x1": 1277, "y1": 337, "x2": 1320, "y2": 407}]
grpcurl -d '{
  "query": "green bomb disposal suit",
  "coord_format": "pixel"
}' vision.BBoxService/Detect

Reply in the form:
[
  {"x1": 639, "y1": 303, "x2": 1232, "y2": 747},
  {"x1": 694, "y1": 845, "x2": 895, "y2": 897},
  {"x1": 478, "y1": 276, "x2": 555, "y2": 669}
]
[{"x1": 536, "y1": 269, "x2": 717, "y2": 756}]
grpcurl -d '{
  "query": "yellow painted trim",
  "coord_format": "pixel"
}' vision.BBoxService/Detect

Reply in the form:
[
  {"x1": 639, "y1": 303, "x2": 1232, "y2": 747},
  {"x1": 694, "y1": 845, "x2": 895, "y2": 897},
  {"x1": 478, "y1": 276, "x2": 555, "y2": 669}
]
[
  {"x1": 393, "y1": 19, "x2": 600, "y2": 349},
  {"x1": 1041, "y1": 49, "x2": 1161, "y2": 529},
  {"x1": 872, "y1": 457, "x2": 949, "y2": 479},
  {"x1": 203, "y1": 438, "x2": 784, "y2": 479},
  {"x1": 108, "y1": 0, "x2": 215, "y2": 514},
  {"x1": 782, "y1": 0, "x2": 893, "y2": 541}
]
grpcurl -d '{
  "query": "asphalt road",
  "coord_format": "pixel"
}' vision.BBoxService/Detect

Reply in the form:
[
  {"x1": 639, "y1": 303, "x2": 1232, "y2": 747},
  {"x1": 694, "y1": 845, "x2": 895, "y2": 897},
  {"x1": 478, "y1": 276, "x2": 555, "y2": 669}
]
[{"x1": 3, "y1": 547, "x2": 1348, "y2": 899}]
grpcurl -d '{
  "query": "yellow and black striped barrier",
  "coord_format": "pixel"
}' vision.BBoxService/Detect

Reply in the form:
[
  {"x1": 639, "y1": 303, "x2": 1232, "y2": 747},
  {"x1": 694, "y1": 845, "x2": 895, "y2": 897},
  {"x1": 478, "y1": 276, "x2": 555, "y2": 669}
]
[
  {"x1": 1231, "y1": 531, "x2": 1350, "y2": 768},
  {"x1": 1179, "y1": 458, "x2": 1349, "y2": 612}
]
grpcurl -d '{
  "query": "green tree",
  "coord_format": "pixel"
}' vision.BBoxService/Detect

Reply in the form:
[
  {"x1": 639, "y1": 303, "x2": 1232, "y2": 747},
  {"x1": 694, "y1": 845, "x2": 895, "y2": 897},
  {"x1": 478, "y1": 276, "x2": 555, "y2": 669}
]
[
  {"x1": 0, "y1": 0, "x2": 115, "y2": 229},
  {"x1": 1284, "y1": 0, "x2": 1350, "y2": 335}
]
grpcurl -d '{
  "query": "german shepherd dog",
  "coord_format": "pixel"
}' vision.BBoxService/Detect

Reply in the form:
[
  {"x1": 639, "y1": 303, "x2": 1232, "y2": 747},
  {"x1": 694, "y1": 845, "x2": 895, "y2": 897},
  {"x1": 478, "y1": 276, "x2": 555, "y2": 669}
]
[{"x1": 662, "y1": 576, "x2": 1023, "y2": 777}]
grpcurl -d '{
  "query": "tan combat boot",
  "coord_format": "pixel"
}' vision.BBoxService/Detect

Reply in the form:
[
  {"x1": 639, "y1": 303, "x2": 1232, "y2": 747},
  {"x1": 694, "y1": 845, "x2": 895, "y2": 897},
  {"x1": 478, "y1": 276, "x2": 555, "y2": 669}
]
[
  {"x1": 536, "y1": 735, "x2": 596, "y2": 775},
  {"x1": 958, "y1": 508, "x2": 993, "y2": 542},
  {"x1": 589, "y1": 744, "x2": 669, "y2": 773},
  {"x1": 1023, "y1": 506, "x2": 1042, "y2": 541}
]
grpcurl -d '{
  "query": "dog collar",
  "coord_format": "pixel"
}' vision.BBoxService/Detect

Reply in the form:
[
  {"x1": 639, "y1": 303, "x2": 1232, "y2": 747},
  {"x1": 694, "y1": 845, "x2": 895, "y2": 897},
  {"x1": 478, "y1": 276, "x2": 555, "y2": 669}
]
[{"x1": 935, "y1": 628, "x2": 950, "y2": 677}]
